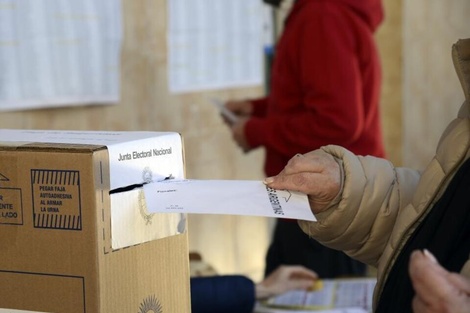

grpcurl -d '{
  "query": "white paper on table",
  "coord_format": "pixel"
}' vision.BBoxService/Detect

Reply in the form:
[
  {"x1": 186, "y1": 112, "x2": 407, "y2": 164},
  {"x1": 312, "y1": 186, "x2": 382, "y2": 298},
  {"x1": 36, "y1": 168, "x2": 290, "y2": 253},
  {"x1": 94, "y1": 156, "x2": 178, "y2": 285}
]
[
  {"x1": 261, "y1": 278, "x2": 376, "y2": 313},
  {"x1": 253, "y1": 304, "x2": 367, "y2": 313},
  {"x1": 143, "y1": 179, "x2": 316, "y2": 221}
]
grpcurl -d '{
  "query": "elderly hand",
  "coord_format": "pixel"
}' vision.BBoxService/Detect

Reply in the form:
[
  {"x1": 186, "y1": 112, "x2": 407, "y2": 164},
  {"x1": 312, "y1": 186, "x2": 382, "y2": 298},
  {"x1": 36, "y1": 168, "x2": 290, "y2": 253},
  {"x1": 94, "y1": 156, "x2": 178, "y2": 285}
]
[
  {"x1": 255, "y1": 265, "x2": 318, "y2": 300},
  {"x1": 263, "y1": 150, "x2": 342, "y2": 214},
  {"x1": 409, "y1": 249, "x2": 470, "y2": 313}
]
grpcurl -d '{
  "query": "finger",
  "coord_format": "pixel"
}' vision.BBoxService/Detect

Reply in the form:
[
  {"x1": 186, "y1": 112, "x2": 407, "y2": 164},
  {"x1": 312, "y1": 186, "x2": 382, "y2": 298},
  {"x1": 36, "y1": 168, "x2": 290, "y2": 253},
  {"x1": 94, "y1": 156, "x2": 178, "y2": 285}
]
[
  {"x1": 224, "y1": 100, "x2": 239, "y2": 111},
  {"x1": 281, "y1": 151, "x2": 330, "y2": 176},
  {"x1": 266, "y1": 168, "x2": 341, "y2": 198},
  {"x1": 288, "y1": 266, "x2": 319, "y2": 281},
  {"x1": 265, "y1": 152, "x2": 338, "y2": 184},
  {"x1": 409, "y1": 250, "x2": 455, "y2": 305},
  {"x1": 412, "y1": 277, "x2": 470, "y2": 313},
  {"x1": 225, "y1": 100, "x2": 252, "y2": 115},
  {"x1": 412, "y1": 295, "x2": 433, "y2": 313},
  {"x1": 264, "y1": 172, "x2": 319, "y2": 194},
  {"x1": 448, "y1": 272, "x2": 470, "y2": 295}
]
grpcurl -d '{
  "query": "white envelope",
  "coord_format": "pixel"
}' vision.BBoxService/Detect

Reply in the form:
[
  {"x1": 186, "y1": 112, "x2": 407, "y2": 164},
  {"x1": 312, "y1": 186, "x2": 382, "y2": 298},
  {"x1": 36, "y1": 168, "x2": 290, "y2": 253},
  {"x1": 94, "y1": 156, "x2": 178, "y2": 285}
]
[{"x1": 143, "y1": 179, "x2": 316, "y2": 221}]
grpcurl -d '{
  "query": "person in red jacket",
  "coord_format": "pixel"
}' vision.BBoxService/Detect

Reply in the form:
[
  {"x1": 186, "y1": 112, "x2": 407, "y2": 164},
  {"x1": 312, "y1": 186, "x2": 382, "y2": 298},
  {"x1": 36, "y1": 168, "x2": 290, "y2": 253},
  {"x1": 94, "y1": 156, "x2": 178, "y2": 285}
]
[{"x1": 223, "y1": 0, "x2": 386, "y2": 278}]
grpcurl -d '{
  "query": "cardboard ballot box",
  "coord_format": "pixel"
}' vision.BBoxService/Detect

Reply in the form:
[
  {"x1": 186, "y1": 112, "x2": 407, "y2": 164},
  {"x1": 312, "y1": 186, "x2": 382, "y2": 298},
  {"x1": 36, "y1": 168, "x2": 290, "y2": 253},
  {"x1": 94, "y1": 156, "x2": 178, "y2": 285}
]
[{"x1": 0, "y1": 130, "x2": 190, "y2": 313}]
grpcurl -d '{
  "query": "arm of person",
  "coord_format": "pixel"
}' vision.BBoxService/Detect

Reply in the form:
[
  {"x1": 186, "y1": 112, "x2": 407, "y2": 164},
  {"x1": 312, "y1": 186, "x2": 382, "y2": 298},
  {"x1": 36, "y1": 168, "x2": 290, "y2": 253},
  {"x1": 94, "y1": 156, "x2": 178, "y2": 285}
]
[
  {"x1": 224, "y1": 96, "x2": 268, "y2": 120},
  {"x1": 250, "y1": 96, "x2": 269, "y2": 118},
  {"x1": 264, "y1": 145, "x2": 421, "y2": 266},
  {"x1": 222, "y1": 98, "x2": 266, "y2": 152},
  {"x1": 255, "y1": 265, "x2": 318, "y2": 300},
  {"x1": 190, "y1": 275, "x2": 255, "y2": 313},
  {"x1": 190, "y1": 266, "x2": 317, "y2": 313}
]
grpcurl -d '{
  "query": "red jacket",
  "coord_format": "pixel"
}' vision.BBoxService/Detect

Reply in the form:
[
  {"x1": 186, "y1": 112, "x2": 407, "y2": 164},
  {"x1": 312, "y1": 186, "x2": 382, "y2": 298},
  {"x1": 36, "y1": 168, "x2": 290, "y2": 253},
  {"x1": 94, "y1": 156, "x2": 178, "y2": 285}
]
[{"x1": 246, "y1": 0, "x2": 386, "y2": 177}]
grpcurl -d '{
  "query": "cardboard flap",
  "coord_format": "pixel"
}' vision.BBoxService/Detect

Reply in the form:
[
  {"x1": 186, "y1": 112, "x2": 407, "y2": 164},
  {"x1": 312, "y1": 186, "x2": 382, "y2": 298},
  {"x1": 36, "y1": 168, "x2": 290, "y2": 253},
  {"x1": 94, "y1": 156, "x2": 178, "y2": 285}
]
[{"x1": 110, "y1": 188, "x2": 186, "y2": 250}]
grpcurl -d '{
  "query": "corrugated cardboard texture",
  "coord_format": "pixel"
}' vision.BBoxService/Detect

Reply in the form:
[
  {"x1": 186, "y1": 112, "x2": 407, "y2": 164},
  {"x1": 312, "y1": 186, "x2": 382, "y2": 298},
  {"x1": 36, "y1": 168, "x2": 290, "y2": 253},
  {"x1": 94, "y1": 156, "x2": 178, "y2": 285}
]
[{"x1": 0, "y1": 143, "x2": 190, "y2": 313}]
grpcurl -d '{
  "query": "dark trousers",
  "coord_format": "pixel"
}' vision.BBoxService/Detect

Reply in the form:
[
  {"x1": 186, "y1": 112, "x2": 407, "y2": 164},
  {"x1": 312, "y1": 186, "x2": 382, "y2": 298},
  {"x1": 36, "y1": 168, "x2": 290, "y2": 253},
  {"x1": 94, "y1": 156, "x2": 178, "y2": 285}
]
[{"x1": 265, "y1": 219, "x2": 367, "y2": 278}]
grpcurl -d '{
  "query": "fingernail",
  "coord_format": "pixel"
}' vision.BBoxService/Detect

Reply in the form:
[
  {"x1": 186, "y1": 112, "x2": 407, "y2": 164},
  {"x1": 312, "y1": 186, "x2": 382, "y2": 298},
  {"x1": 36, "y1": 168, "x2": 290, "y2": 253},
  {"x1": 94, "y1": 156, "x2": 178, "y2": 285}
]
[
  {"x1": 264, "y1": 177, "x2": 274, "y2": 185},
  {"x1": 423, "y1": 249, "x2": 438, "y2": 264}
]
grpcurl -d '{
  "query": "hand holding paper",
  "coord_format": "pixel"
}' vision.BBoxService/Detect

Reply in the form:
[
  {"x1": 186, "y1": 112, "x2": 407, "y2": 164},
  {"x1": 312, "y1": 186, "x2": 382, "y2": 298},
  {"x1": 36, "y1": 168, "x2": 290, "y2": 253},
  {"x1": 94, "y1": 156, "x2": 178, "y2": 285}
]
[{"x1": 212, "y1": 98, "x2": 239, "y2": 124}]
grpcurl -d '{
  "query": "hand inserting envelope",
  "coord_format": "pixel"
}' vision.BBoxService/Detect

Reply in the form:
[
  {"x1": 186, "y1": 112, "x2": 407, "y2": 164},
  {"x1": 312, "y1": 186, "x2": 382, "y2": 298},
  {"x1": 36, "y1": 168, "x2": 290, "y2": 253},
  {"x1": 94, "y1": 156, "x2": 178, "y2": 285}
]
[{"x1": 143, "y1": 179, "x2": 316, "y2": 221}]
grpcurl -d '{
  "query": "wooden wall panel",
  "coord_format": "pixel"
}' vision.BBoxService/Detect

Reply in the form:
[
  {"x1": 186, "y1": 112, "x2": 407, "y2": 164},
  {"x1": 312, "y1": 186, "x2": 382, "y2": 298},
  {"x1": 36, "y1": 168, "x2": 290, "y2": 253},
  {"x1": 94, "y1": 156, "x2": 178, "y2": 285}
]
[
  {"x1": 376, "y1": 0, "x2": 403, "y2": 166},
  {"x1": 4, "y1": 0, "x2": 451, "y2": 280},
  {"x1": 403, "y1": 0, "x2": 470, "y2": 169},
  {"x1": 0, "y1": 0, "x2": 269, "y2": 280}
]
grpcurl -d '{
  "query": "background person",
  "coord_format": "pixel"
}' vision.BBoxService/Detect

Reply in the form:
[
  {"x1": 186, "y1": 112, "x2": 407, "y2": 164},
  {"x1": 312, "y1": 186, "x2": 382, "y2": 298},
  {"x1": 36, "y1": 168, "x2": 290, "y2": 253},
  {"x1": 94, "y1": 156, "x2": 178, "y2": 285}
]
[
  {"x1": 190, "y1": 265, "x2": 317, "y2": 313},
  {"x1": 223, "y1": 0, "x2": 385, "y2": 278}
]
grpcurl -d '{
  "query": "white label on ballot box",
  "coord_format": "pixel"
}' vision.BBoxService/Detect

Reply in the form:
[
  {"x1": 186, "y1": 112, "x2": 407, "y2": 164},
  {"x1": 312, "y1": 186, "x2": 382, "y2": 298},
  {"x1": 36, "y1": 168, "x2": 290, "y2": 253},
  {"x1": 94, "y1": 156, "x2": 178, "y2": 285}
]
[
  {"x1": 0, "y1": 129, "x2": 184, "y2": 190},
  {"x1": 143, "y1": 179, "x2": 316, "y2": 221}
]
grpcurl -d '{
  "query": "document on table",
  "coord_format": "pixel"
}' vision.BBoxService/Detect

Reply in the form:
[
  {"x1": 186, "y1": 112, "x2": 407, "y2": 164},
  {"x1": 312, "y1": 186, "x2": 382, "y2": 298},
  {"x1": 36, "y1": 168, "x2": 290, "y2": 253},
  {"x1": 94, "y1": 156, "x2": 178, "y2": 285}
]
[
  {"x1": 143, "y1": 179, "x2": 316, "y2": 221},
  {"x1": 256, "y1": 278, "x2": 376, "y2": 313},
  {"x1": 254, "y1": 305, "x2": 368, "y2": 313}
]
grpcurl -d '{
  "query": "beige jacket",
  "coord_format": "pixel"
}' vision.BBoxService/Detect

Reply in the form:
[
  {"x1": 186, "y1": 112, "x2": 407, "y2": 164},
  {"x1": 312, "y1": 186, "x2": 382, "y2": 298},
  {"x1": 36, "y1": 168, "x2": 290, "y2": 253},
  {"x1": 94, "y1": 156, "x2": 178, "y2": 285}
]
[{"x1": 298, "y1": 38, "x2": 470, "y2": 310}]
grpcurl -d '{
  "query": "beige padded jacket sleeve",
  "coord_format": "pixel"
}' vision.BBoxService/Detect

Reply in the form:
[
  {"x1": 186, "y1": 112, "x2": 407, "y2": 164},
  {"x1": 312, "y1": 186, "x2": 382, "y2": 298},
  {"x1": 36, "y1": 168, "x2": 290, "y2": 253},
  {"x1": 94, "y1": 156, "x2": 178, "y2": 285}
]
[{"x1": 298, "y1": 145, "x2": 421, "y2": 267}]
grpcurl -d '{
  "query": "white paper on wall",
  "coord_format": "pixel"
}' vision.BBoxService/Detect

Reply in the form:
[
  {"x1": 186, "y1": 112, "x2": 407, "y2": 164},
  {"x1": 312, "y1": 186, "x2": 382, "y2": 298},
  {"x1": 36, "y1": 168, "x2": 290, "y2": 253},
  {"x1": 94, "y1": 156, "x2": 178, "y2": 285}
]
[
  {"x1": 0, "y1": 0, "x2": 122, "y2": 111},
  {"x1": 167, "y1": 0, "x2": 266, "y2": 93}
]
